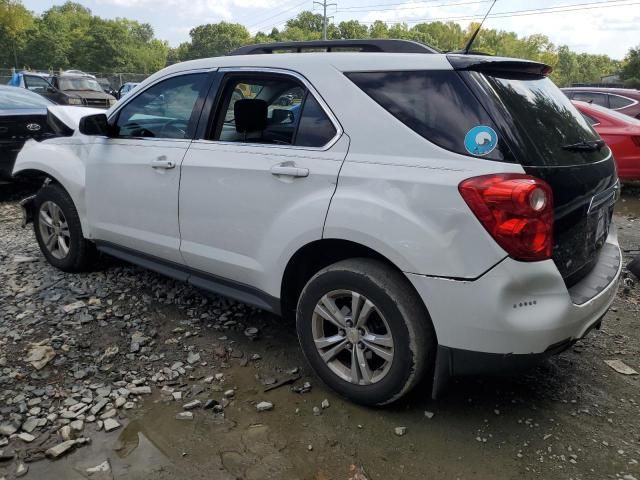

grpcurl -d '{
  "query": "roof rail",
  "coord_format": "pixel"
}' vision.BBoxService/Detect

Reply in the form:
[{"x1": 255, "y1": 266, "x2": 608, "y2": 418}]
[{"x1": 228, "y1": 39, "x2": 439, "y2": 56}]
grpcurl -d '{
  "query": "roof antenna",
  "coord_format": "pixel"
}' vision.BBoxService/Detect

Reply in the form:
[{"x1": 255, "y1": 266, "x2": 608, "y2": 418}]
[{"x1": 462, "y1": 0, "x2": 497, "y2": 54}]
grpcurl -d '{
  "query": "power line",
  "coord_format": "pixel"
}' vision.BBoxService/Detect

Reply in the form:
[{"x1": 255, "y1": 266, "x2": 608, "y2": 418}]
[
  {"x1": 336, "y1": 0, "x2": 490, "y2": 12},
  {"x1": 247, "y1": 0, "x2": 309, "y2": 30},
  {"x1": 355, "y1": 0, "x2": 639, "y2": 24}
]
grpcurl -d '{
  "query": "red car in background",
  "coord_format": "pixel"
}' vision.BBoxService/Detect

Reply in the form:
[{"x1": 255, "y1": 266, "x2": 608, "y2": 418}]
[
  {"x1": 563, "y1": 87, "x2": 640, "y2": 119},
  {"x1": 573, "y1": 100, "x2": 640, "y2": 182}
]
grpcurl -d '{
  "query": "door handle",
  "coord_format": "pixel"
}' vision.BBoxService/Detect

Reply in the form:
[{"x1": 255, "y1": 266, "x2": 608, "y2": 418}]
[
  {"x1": 270, "y1": 163, "x2": 309, "y2": 178},
  {"x1": 152, "y1": 156, "x2": 175, "y2": 169}
]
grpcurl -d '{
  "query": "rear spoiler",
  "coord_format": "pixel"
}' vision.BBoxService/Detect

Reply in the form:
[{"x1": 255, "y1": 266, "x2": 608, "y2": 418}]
[{"x1": 447, "y1": 54, "x2": 552, "y2": 76}]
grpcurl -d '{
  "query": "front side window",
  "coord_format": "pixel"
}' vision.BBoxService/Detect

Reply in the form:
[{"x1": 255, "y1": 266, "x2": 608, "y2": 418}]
[
  {"x1": 572, "y1": 92, "x2": 608, "y2": 107},
  {"x1": 211, "y1": 74, "x2": 336, "y2": 148},
  {"x1": 24, "y1": 75, "x2": 51, "y2": 93},
  {"x1": 116, "y1": 73, "x2": 207, "y2": 139}
]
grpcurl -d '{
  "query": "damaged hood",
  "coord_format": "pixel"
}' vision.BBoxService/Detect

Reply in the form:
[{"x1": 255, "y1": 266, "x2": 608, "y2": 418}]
[{"x1": 48, "y1": 105, "x2": 104, "y2": 133}]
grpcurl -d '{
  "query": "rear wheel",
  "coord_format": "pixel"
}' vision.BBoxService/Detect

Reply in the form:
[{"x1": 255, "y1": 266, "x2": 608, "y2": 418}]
[
  {"x1": 33, "y1": 184, "x2": 95, "y2": 272},
  {"x1": 296, "y1": 258, "x2": 435, "y2": 406}
]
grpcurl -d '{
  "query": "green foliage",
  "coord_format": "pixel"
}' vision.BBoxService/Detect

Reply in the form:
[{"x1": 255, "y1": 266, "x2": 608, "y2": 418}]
[
  {"x1": 1, "y1": 1, "x2": 168, "y2": 72},
  {"x1": 620, "y1": 45, "x2": 640, "y2": 85},
  {"x1": 0, "y1": 1, "x2": 634, "y2": 88}
]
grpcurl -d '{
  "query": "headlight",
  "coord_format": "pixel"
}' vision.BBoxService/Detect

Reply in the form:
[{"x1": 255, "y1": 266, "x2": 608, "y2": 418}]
[
  {"x1": 109, "y1": 98, "x2": 117, "y2": 106},
  {"x1": 68, "y1": 98, "x2": 83, "y2": 105}
]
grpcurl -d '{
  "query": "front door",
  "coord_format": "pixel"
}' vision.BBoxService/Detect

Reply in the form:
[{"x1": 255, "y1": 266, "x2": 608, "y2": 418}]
[
  {"x1": 179, "y1": 70, "x2": 347, "y2": 297},
  {"x1": 86, "y1": 72, "x2": 210, "y2": 264}
]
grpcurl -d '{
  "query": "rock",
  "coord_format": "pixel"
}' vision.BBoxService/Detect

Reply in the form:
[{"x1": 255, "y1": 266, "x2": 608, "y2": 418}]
[
  {"x1": 424, "y1": 411, "x2": 435, "y2": 419},
  {"x1": 100, "y1": 409, "x2": 117, "y2": 420},
  {"x1": 312, "y1": 407, "x2": 321, "y2": 416},
  {"x1": 15, "y1": 462, "x2": 28, "y2": 478},
  {"x1": 60, "y1": 425, "x2": 73, "y2": 441},
  {"x1": 256, "y1": 401, "x2": 273, "y2": 412},
  {"x1": 203, "y1": 399, "x2": 219, "y2": 410},
  {"x1": 394, "y1": 427, "x2": 407, "y2": 436},
  {"x1": 46, "y1": 440, "x2": 77, "y2": 459},
  {"x1": 90, "y1": 399, "x2": 108, "y2": 415},
  {"x1": 604, "y1": 359, "x2": 638, "y2": 375},
  {"x1": 18, "y1": 432, "x2": 35, "y2": 443},
  {"x1": 321, "y1": 399, "x2": 330, "y2": 409},
  {"x1": 70, "y1": 420, "x2": 84, "y2": 432},
  {"x1": 183, "y1": 400, "x2": 201, "y2": 410},
  {"x1": 130, "y1": 386, "x2": 151, "y2": 395},
  {"x1": 224, "y1": 389, "x2": 235, "y2": 398},
  {"x1": 187, "y1": 352, "x2": 201, "y2": 365},
  {"x1": 115, "y1": 397, "x2": 126, "y2": 408},
  {"x1": 172, "y1": 392, "x2": 182, "y2": 401},
  {"x1": 0, "y1": 424, "x2": 17, "y2": 436},
  {"x1": 87, "y1": 460, "x2": 111, "y2": 476},
  {"x1": 21, "y1": 417, "x2": 39, "y2": 434},
  {"x1": 0, "y1": 450, "x2": 15, "y2": 461},
  {"x1": 103, "y1": 418, "x2": 121, "y2": 432},
  {"x1": 244, "y1": 327, "x2": 259, "y2": 339},
  {"x1": 25, "y1": 345, "x2": 56, "y2": 370},
  {"x1": 176, "y1": 412, "x2": 193, "y2": 421}
]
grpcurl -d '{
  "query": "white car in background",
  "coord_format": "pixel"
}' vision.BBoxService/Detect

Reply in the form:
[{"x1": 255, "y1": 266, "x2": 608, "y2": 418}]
[{"x1": 13, "y1": 40, "x2": 621, "y2": 405}]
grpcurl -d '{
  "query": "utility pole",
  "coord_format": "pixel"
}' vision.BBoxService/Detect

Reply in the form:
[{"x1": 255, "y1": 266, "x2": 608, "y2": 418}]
[{"x1": 313, "y1": 0, "x2": 336, "y2": 40}]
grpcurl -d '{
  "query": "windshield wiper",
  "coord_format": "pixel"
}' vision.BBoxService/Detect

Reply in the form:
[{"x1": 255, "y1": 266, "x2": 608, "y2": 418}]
[{"x1": 561, "y1": 139, "x2": 605, "y2": 152}]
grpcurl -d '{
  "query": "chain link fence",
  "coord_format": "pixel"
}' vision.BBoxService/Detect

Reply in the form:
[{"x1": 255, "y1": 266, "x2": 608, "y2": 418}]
[{"x1": 0, "y1": 68, "x2": 150, "y2": 90}]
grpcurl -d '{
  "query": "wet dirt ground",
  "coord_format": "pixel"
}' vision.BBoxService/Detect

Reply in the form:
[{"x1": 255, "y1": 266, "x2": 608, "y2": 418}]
[{"x1": 0, "y1": 183, "x2": 639, "y2": 480}]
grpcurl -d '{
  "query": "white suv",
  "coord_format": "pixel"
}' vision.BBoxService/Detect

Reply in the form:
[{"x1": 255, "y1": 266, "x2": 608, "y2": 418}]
[{"x1": 14, "y1": 40, "x2": 622, "y2": 405}]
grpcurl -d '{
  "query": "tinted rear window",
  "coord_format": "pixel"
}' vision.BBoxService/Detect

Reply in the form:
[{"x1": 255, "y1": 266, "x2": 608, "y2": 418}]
[
  {"x1": 609, "y1": 94, "x2": 634, "y2": 109},
  {"x1": 346, "y1": 70, "x2": 512, "y2": 162},
  {"x1": 470, "y1": 72, "x2": 609, "y2": 167}
]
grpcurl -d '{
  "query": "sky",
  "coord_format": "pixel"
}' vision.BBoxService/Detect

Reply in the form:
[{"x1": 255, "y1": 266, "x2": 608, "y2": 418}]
[{"x1": 21, "y1": 0, "x2": 640, "y2": 59}]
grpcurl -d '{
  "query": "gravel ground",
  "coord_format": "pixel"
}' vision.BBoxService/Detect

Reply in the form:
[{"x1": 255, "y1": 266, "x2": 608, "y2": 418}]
[{"x1": 0, "y1": 182, "x2": 639, "y2": 480}]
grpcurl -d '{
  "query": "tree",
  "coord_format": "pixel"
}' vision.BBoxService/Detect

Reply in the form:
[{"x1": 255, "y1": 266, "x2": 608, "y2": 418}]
[
  {"x1": 0, "y1": 0, "x2": 34, "y2": 67},
  {"x1": 337, "y1": 20, "x2": 368, "y2": 39},
  {"x1": 184, "y1": 22, "x2": 251, "y2": 59},
  {"x1": 620, "y1": 45, "x2": 640, "y2": 87}
]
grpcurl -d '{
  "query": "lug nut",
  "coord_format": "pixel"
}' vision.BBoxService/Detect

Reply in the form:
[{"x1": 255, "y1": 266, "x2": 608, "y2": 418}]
[
  {"x1": 338, "y1": 329, "x2": 346, "y2": 337},
  {"x1": 358, "y1": 342, "x2": 365, "y2": 350},
  {"x1": 358, "y1": 328, "x2": 365, "y2": 336},
  {"x1": 345, "y1": 320, "x2": 353, "y2": 328}
]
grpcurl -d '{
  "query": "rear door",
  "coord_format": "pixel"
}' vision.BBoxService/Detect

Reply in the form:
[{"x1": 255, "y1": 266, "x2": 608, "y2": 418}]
[
  {"x1": 454, "y1": 60, "x2": 618, "y2": 285},
  {"x1": 179, "y1": 69, "x2": 347, "y2": 298}
]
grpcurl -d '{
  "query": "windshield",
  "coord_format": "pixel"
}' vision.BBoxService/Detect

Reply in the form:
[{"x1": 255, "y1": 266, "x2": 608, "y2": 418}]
[
  {"x1": 58, "y1": 77, "x2": 103, "y2": 92},
  {"x1": 0, "y1": 87, "x2": 54, "y2": 108},
  {"x1": 470, "y1": 72, "x2": 608, "y2": 166}
]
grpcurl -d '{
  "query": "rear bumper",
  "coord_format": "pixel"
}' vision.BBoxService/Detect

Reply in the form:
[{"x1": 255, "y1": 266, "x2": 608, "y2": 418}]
[{"x1": 406, "y1": 228, "x2": 621, "y2": 359}]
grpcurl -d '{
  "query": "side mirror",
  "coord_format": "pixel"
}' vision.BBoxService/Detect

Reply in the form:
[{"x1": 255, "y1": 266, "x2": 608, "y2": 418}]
[{"x1": 78, "y1": 113, "x2": 112, "y2": 136}]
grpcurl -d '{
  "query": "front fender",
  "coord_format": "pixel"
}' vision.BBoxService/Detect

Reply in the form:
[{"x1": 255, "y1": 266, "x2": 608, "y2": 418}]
[{"x1": 12, "y1": 138, "x2": 92, "y2": 236}]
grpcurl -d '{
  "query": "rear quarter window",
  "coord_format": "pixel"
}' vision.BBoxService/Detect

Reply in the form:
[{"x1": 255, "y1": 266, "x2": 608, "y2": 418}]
[
  {"x1": 609, "y1": 94, "x2": 634, "y2": 109},
  {"x1": 345, "y1": 70, "x2": 512, "y2": 162}
]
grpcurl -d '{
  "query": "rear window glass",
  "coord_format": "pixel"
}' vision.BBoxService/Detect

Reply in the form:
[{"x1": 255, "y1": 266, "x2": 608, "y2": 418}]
[
  {"x1": 470, "y1": 72, "x2": 608, "y2": 167},
  {"x1": 571, "y1": 91, "x2": 608, "y2": 107},
  {"x1": 345, "y1": 70, "x2": 511, "y2": 162},
  {"x1": 609, "y1": 94, "x2": 634, "y2": 109}
]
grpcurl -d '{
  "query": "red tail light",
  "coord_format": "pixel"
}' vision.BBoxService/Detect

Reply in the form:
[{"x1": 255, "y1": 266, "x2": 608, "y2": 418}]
[
  {"x1": 632, "y1": 136, "x2": 640, "y2": 148},
  {"x1": 459, "y1": 174, "x2": 554, "y2": 261}
]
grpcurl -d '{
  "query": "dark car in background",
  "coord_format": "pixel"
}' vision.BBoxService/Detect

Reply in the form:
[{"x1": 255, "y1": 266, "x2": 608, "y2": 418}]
[
  {"x1": 562, "y1": 87, "x2": 640, "y2": 119},
  {"x1": 46, "y1": 71, "x2": 117, "y2": 109},
  {"x1": 0, "y1": 86, "x2": 62, "y2": 179}
]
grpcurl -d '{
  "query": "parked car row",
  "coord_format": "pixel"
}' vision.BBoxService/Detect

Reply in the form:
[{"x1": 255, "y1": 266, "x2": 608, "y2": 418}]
[
  {"x1": 562, "y1": 87, "x2": 640, "y2": 119},
  {"x1": 9, "y1": 40, "x2": 624, "y2": 405}
]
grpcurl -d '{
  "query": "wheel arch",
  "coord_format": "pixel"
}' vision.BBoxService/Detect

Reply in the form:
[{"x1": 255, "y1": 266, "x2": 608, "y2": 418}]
[{"x1": 280, "y1": 238, "x2": 432, "y2": 327}]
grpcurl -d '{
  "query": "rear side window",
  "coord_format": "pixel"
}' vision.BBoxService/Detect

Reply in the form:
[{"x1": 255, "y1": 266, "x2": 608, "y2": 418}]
[
  {"x1": 346, "y1": 70, "x2": 510, "y2": 161},
  {"x1": 609, "y1": 94, "x2": 634, "y2": 109},
  {"x1": 572, "y1": 92, "x2": 608, "y2": 107}
]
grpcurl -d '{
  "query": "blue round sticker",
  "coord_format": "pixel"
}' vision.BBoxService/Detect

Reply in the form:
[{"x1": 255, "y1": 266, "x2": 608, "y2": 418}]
[{"x1": 464, "y1": 126, "x2": 498, "y2": 156}]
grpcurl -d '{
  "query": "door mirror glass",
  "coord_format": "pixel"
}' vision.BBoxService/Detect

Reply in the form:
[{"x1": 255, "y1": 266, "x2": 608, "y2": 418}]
[{"x1": 79, "y1": 113, "x2": 110, "y2": 136}]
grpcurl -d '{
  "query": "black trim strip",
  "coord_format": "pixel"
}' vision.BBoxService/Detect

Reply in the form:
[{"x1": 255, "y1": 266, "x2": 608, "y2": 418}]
[{"x1": 95, "y1": 241, "x2": 281, "y2": 314}]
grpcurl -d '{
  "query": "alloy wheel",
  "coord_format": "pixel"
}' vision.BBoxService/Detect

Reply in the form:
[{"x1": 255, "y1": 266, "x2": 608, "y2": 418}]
[
  {"x1": 311, "y1": 289, "x2": 394, "y2": 385},
  {"x1": 38, "y1": 200, "x2": 71, "y2": 260}
]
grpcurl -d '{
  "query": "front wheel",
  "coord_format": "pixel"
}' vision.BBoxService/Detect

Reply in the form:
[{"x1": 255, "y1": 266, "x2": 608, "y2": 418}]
[
  {"x1": 296, "y1": 258, "x2": 436, "y2": 406},
  {"x1": 33, "y1": 183, "x2": 96, "y2": 272}
]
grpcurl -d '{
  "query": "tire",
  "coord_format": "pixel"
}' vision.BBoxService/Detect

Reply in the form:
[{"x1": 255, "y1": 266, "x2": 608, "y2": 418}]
[
  {"x1": 296, "y1": 258, "x2": 436, "y2": 406},
  {"x1": 33, "y1": 183, "x2": 96, "y2": 272}
]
